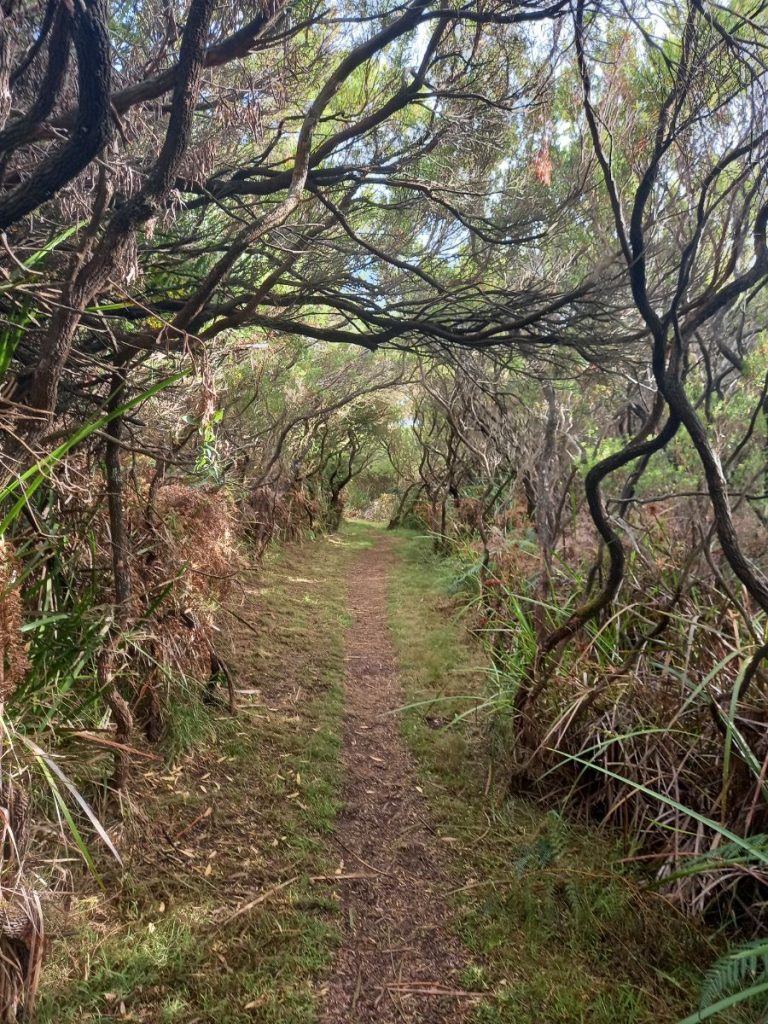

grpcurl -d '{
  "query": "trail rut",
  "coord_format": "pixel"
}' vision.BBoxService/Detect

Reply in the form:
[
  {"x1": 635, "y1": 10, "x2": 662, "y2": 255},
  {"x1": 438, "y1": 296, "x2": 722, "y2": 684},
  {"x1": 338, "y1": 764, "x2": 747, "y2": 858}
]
[{"x1": 322, "y1": 533, "x2": 473, "y2": 1023}]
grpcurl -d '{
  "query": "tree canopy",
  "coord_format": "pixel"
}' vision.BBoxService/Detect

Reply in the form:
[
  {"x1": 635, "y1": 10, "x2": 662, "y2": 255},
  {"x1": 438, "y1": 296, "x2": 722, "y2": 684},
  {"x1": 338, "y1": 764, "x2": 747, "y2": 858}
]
[{"x1": 1, "y1": 0, "x2": 768, "y2": 1018}]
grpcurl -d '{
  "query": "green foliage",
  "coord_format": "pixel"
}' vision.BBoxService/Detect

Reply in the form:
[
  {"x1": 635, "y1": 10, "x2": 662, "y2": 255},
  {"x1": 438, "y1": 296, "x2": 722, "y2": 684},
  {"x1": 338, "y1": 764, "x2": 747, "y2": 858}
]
[
  {"x1": 696, "y1": 941, "x2": 768, "y2": 1019},
  {"x1": 513, "y1": 811, "x2": 568, "y2": 876},
  {"x1": 37, "y1": 531, "x2": 362, "y2": 1021},
  {"x1": 386, "y1": 525, "x2": 709, "y2": 1023}
]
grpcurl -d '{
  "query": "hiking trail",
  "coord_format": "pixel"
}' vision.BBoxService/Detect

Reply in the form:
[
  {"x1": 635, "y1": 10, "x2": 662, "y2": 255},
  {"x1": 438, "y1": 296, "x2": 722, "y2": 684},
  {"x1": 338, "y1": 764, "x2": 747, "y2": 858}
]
[{"x1": 322, "y1": 533, "x2": 474, "y2": 1023}]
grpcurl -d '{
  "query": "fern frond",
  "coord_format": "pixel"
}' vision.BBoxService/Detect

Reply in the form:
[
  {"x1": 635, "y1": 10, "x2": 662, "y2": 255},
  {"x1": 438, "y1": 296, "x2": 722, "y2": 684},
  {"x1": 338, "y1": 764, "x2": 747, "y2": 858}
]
[
  {"x1": 699, "y1": 938, "x2": 768, "y2": 1009},
  {"x1": 545, "y1": 811, "x2": 569, "y2": 860}
]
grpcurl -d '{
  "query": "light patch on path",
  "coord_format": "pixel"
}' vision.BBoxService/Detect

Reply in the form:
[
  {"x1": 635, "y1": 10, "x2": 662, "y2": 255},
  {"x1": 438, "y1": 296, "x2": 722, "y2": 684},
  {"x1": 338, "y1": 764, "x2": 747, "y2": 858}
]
[{"x1": 322, "y1": 533, "x2": 474, "y2": 1023}]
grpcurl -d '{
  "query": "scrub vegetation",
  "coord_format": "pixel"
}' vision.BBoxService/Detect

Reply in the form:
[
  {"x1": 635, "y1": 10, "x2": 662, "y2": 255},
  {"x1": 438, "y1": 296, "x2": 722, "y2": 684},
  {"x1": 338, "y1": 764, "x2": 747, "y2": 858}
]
[{"x1": 0, "y1": 0, "x2": 767, "y2": 1020}]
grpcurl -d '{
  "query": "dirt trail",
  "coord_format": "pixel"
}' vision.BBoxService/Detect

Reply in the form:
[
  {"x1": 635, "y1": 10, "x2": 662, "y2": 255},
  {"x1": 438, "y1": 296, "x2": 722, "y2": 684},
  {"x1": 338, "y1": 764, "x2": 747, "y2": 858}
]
[{"x1": 322, "y1": 532, "x2": 473, "y2": 1023}]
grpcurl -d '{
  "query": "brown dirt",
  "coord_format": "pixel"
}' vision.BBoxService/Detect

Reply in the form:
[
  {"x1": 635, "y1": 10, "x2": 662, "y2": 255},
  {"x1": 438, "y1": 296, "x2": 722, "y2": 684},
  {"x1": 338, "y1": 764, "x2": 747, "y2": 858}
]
[{"x1": 322, "y1": 533, "x2": 474, "y2": 1023}]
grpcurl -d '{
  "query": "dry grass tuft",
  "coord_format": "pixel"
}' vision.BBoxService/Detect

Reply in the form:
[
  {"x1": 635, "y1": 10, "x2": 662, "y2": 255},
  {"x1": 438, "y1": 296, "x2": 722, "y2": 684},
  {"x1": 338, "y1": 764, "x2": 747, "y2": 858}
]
[{"x1": 0, "y1": 544, "x2": 28, "y2": 699}]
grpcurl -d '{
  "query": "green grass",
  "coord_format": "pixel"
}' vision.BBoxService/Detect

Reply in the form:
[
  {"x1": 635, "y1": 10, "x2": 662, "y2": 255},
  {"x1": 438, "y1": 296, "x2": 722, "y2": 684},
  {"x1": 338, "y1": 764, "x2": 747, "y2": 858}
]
[
  {"x1": 385, "y1": 526, "x2": 717, "y2": 1024},
  {"x1": 37, "y1": 520, "x2": 737, "y2": 1023},
  {"x1": 36, "y1": 528, "x2": 372, "y2": 1024}
]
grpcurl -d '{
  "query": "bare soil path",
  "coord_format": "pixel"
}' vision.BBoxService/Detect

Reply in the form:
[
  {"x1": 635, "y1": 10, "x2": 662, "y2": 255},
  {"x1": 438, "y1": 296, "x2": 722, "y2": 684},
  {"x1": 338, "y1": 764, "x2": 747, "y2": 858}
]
[{"x1": 322, "y1": 531, "x2": 473, "y2": 1024}]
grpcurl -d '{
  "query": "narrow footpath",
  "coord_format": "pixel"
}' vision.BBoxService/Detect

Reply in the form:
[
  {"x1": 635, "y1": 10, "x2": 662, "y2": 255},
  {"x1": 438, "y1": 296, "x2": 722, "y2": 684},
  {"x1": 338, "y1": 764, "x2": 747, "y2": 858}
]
[
  {"x1": 38, "y1": 524, "x2": 708, "y2": 1024},
  {"x1": 322, "y1": 533, "x2": 474, "y2": 1023}
]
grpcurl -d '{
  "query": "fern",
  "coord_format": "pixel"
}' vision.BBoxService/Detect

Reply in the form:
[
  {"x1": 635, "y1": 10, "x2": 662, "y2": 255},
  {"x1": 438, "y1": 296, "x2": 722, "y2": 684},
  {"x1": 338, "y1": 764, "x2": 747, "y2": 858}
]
[
  {"x1": 514, "y1": 811, "x2": 569, "y2": 877},
  {"x1": 545, "y1": 810, "x2": 569, "y2": 860},
  {"x1": 699, "y1": 938, "x2": 768, "y2": 1010},
  {"x1": 563, "y1": 876, "x2": 590, "y2": 927}
]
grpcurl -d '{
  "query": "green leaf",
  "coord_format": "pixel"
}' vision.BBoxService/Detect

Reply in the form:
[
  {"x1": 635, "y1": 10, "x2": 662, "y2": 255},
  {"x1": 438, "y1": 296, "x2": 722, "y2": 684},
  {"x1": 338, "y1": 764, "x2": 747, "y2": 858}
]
[{"x1": 678, "y1": 979, "x2": 768, "y2": 1023}]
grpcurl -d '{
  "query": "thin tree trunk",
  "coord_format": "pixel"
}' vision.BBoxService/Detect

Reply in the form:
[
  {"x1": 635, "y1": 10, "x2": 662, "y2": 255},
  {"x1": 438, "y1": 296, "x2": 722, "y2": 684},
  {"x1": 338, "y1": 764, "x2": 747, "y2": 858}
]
[{"x1": 103, "y1": 371, "x2": 133, "y2": 791}]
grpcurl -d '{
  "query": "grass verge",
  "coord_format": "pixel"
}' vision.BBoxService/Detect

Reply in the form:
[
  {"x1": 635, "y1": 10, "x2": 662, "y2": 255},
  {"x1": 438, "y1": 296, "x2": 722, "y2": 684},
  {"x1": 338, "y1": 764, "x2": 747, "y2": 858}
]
[
  {"x1": 36, "y1": 529, "x2": 372, "y2": 1024},
  {"x1": 386, "y1": 526, "x2": 718, "y2": 1024}
]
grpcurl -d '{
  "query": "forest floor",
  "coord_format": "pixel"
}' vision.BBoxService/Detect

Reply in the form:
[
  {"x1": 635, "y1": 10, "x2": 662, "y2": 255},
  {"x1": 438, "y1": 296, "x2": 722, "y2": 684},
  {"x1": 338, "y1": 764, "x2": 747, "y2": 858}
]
[{"x1": 38, "y1": 522, "x2": 718, "y2": 1024}]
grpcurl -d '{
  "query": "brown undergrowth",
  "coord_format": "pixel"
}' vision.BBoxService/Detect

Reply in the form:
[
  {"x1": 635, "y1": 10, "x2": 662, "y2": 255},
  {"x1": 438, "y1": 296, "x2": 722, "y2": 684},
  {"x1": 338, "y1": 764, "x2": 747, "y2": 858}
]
[{"x1": 386, "y1": 526, "x2": 724, "y2": 1024}]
